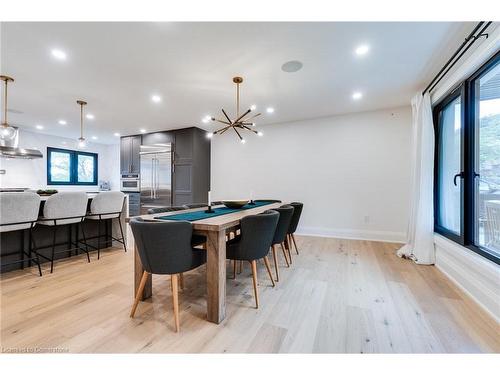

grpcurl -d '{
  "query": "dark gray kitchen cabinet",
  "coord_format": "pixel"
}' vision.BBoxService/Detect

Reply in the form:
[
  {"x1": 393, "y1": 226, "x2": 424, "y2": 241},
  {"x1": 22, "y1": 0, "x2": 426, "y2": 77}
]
[
  {"x1": 141, "y1": 131, "x2": 174, "y2": 146},
  {"x1": 172, "y1": 127, "x2": 210, "y2": 206},
  {"x1": 120, "y1": 135, "x2": 141, "y2": 174}
]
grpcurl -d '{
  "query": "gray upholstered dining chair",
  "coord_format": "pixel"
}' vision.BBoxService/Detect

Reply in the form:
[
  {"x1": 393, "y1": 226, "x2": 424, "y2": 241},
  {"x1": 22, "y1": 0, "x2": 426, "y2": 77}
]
[
  {"x1": 269, "y1": 205, "x2": 295, "y2": 281},
  {"x1": 37, "y1": 192, "x2": 90, "y2": 273},
  {"x1": 0, "y1": 192, "x2": 43, "y2": 276},
  {"x1": 287, "y1": 202, "x2": 304, "y2": 255},
  {"x1": 129, "y1": 217, "x2": 207, "y2": 332},
  {"x1": 86, "y1": 191, "x2": 127, "y2": 259},
  {"x1": 226, "y1": 210, "x2": 279, "y2": 308},
  {"x1": 147, "y1": 206, "x2": 185, "y2": 214}
]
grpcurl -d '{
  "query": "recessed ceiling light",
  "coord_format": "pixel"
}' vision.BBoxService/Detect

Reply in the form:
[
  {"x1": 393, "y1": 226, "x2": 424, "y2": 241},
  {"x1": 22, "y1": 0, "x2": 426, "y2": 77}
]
[
  {"x1": 281, "y1": 60, "x2": 303, "y2": 73},
  {"x1": 58, "y1": 120, "x2": 67, "y2": 125},
  {"x1": 51, "y1": 49, "x2": 67, "y2": 60},
  {"x1": 355, "y1": 45, "x2": 370, "y2": 56},
  {"x1": 266, "y1": 107, "x2": 275, "y2": 114},
  {"x1": 113, "y1": 132, "x2": 120, "y2": 137},
  {"x1": 86, "y1": 114, "x2": 95, "y2": 120},
  {"x1": 91, "y1": 136, "x2": 98, "y2": 140},
  {"x1": 35, "y1": 124, "x2": 44, "y2": 130},
  {"x1": 352, "y1": 92, "x2": 363, "y2": 100},
  {"x1": 140, "y1": 129, "x2": 147, "y2": 133},
  {"x1": 250, "y1": 104, "x2": 257, "y2": 111},
  {"x1": 151, "y1": 95, "x2": 162, "y2": 103}
]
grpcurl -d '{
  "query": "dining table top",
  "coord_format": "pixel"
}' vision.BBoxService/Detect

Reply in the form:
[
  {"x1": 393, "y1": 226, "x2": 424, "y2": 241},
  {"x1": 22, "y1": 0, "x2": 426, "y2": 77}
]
[{"x1": 127, "y1": 201, "x2": 285, "y2": 232}]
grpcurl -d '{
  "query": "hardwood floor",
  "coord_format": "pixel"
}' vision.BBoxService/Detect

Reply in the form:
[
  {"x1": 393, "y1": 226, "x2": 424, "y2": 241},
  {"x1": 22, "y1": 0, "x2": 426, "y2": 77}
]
[{"x1": 1, "y1": 236, "x2": 499, "y2": 353}]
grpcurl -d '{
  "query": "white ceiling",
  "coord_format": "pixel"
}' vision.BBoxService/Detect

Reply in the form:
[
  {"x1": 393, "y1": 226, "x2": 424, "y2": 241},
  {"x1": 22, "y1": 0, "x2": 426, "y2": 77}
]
[{"x1": 1, "y1": 22, "x2": 473, "y2": 144}]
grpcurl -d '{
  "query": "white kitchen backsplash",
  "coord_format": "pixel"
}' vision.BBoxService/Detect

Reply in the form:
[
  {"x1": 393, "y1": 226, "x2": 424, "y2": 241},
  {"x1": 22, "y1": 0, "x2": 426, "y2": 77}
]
[{"x1": 0, "y1": 129, "x2": 120, "y2": 191}]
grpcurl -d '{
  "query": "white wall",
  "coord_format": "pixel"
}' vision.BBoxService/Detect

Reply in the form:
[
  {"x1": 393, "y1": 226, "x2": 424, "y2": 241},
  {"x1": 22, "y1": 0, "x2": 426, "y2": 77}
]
[
  {"x1": 211, "y1": 106, "x2": 412, "y2": 242},
  {"x1": 0, "y1": 129, "x2": 120, "y2": 191}
]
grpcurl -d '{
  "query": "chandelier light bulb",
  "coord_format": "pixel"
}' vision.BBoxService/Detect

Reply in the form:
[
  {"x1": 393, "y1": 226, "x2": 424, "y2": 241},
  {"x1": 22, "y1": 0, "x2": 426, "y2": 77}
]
[
  {"x1": 240, "y1": 139, "x2": 246, "y2": 144},
  {"x1": 78, "y1": 138, "x2": 86, "y2": 148},
  {"x1": 206, "y1": 132, "x2": 214, "y2": 138},
  {"x1": 250, "y1": 104, "x2": 257, "y2": 110},
  {"x1": 257, "y1": 131, "x2": 263, "y2": 137}
]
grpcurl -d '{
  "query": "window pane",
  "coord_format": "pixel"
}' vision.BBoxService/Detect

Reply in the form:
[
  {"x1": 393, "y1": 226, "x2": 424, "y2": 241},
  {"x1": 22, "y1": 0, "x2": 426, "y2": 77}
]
[
  {"x1": 49, "y1": 151, "x2": 71, "y2": 182},
  {"x1": 475, "y1": 60, "x2": 500, "y2": 256},
  {"x1": 437, "y1": 96, "x2": 462, "y2": 235},
  {"x1": 77, "y1": 154, "x2": 95, "y2": 183}
]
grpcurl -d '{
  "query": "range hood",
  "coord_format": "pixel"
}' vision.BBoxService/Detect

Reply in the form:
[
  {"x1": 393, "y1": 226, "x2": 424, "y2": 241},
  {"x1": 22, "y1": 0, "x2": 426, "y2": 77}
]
[{"x1": 0, "y1": 128, "x2": 43, "y2": 159}]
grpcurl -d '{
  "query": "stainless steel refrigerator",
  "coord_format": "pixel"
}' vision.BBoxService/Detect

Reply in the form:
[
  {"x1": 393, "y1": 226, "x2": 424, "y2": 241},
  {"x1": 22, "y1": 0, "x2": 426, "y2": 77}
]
[{"x1": 140, "y1": 144, "x2": 172, "y2": 214}]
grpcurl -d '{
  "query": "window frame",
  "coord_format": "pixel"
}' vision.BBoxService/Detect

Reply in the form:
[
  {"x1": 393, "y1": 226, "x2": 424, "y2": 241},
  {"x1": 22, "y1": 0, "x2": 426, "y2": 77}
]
[
  {"x1": 47, "y1": 147, "x2": 98, "y2": 186},
  {"x1": 433, "y1": 50, "x2": 500, "y2": 265}
]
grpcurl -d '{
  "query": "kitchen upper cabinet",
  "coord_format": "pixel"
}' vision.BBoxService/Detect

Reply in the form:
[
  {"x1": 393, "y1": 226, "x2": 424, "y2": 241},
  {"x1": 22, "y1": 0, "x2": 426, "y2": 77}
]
[
  {"x1": 141, "y1": 131, "x2": 174, "y2": 146},
  {"x1": 120, "y1": 135, "x2": 141, "y2": 174}
]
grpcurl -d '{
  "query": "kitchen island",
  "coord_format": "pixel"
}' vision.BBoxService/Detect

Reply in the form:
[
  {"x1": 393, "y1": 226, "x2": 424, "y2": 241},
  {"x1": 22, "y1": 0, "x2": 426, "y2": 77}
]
[{"x1": 0, "y1": 192, "x2": 129, "y2": 273}]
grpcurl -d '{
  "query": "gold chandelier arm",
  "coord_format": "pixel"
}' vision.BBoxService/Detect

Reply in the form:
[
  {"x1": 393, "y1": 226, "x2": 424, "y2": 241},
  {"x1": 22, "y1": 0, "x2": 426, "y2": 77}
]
[
  {"x1": 233, "y1": 108, "x2": 251, "y2": 124},
  {"x1": 242, "y1": 112, "x2": 261, "y2": 122},
  {"x1": 221, "y1": 109, "x2": 232, "y2": 124},
  {"x1": 215, "y1": 125, "x2": 231, "y2": 135},
  {"x1": 212, "y1": 118, "x2": 231, "y2": 125}
]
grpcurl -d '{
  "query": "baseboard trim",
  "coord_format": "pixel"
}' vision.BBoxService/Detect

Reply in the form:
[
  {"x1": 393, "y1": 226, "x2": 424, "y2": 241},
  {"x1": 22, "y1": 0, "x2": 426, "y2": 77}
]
[
  {"x1": 434, "y1": 234, "x2": 500, "y2": 323},
  {"x1": 296, "y1": 227, "x2": 406, "y2": 244}
]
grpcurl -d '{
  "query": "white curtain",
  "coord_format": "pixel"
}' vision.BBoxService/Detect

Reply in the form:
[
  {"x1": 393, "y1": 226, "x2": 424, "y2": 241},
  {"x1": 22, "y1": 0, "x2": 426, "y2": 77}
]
[{"x1": 397, "y1": 93, "x2": 435, "y2": 265}]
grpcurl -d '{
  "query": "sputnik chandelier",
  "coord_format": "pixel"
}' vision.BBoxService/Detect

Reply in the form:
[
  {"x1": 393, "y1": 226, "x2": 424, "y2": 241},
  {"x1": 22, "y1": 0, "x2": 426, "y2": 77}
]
[{"x1": 207, "y1": 76, "x2": 263, "y2": 143}]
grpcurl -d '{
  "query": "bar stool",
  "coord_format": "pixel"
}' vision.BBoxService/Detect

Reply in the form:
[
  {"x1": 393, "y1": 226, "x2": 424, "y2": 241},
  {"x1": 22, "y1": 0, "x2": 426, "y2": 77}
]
[
  {"x1": 129, "y1": 217, "x2": 207, "y2": 332},
  {"x1": 85, "y1": 191, "x2": 127, "y2": 259},
  {"x1": 0, "y1": 192, "x2": 42, "y2": 276},
  {"x1": 37, "y1": 192, "x2": 90, "y2": 273}
]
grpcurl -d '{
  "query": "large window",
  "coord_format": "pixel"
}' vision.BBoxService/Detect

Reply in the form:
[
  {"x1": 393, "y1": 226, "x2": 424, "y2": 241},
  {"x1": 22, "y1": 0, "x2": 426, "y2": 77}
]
[
  {"x1": 47, "y1": 147, "x2": 98, "y2": 185},
  {"x1": 434, "y1": 51, "x2": 500, "y2": 264}
]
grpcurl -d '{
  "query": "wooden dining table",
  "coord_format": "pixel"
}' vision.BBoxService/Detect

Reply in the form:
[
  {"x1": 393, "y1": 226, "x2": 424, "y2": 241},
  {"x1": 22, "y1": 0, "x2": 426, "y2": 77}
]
[{"x1": 128, "y1": 201, "x2": 284, "y2": 324}]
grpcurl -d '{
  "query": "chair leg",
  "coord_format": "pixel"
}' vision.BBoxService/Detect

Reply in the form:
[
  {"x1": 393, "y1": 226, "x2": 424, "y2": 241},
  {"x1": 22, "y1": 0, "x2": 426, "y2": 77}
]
[
  {"x1": 238, "y1": 260, "x2": 243, "y2": 274},
  {"x1": 271, "y1": 245, "x2": 279, "y2": 282},
  {"x1": 263, "y1": 256, "x2": 276, "y2": 287},
  {"x1": 97, "y1": 219, "x2": 101, "y2": 260},
  {"x1": 118, "y1": 217, "x2": 127, "y2": 252},
  {"x1": 50, "y1": 226, "x2": 57, "y2": 273},
  {"x1": 30, "y1": 228, "x2": 42, "y2": 277},
  {"x1": 130, "y1": 271, "x2": 149, "y2": 318},
  {"x1": 233, "y1": 259, "x2": 237, "y2": 279},
  {"x1": 250, "y1": 260, "x2": 259, "y2": 308},
  {"x1": 171, "y1": 274, "x2": 180, "y2": 332},
  {"x1": 292, "y1": 234, "x2": 299, "y2": 255},
  {"x1": 179, "y1": 273, "x2": 184, "y2": 289},
  {"x1": 80, "y1": 223, "x2": 91, "y2": 263},
  {"x1": 280, "y1": 243, "x2": 290, "y2": 267}
]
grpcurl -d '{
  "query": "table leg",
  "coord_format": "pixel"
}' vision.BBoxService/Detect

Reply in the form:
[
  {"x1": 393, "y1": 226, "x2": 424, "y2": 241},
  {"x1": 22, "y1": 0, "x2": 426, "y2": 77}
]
[
  {"x1": 134, "y1": 242, "x2": 152, "y2": 300},
  {"x1": 206, "y1": 229, "x2": 226, "y2": 323}
]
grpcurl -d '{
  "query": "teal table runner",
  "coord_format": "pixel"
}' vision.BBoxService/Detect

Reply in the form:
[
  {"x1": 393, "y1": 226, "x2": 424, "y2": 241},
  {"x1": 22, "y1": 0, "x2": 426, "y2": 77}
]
[{"x1": 155, "y1": 201, "x2": 275, "y2": 222}]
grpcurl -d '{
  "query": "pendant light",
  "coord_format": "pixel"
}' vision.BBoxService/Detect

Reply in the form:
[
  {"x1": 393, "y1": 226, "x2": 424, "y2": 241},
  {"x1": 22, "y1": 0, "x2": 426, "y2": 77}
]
[
  {"x1": 77, "y1": 100, "x2": 87, "y2": 148},
  {"x1": 207, "y1": 76, "x2": 263, "y2": 143},
  {"x1": 0, "y1": 75, "x2": 18, "y2": 141}
]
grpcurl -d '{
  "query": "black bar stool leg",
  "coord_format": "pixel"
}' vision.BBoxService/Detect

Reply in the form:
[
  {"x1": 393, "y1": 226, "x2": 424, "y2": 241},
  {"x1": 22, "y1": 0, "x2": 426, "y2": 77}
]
[
  {"x1": 50, "y1": 225, "x2": 57, "y2": 273},
  {"x1": 118, "y1": 217, "x2": 127, "y2": 252},
  {"x1": 30, "y1": 228, "x2": 42, "y2": 277},
  {"x1": 97, "y1": 219, "x2": 101, "y2": 260},
  {"x1": 80, "y1": 222, "x2": 90, "y2": 263}
]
